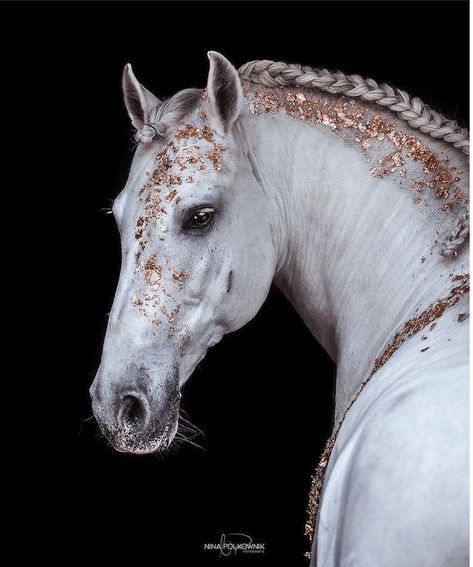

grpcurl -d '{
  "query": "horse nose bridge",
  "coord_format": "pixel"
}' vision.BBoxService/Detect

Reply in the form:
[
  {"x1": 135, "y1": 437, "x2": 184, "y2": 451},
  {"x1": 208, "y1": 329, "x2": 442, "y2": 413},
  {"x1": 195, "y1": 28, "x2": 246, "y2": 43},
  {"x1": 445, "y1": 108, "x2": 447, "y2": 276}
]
[
  {"x1": 106, "y1": 291, "x2": 181, "y2": 345},
  {"x1": 106, "y1": 255, "x2": 142, "y2": 324},
  {"x1": 105, "y1": 251, "x2": 189, "y2": 338},
  {"x1": 107, "y1": 291, "x2": 142, "y2": 331}
]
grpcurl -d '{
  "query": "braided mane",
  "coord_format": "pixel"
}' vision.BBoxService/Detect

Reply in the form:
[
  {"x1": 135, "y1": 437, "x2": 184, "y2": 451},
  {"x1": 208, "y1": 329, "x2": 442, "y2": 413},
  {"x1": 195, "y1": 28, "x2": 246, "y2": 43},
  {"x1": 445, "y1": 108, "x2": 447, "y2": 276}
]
[
  {"x1": 238, "y1": 59, "x2": 469, "y2": 256},
  {"x1": 238, "y1": 59, "x2": 469, "y2": 156}
]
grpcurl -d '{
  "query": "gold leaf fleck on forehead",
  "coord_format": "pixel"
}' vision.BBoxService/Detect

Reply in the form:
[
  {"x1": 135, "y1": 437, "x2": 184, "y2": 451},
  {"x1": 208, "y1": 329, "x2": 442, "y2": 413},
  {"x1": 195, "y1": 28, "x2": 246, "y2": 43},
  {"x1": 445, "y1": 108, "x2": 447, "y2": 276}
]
[
  {"x1": 175, "y1": 123, "x2": 214, "y2": 142},
  {"x1": 133, "y1": 113, "x2": 228, "y2": 250},
  {"x1": 207, "y1": 144, "x2": 225, "y2": 171}
]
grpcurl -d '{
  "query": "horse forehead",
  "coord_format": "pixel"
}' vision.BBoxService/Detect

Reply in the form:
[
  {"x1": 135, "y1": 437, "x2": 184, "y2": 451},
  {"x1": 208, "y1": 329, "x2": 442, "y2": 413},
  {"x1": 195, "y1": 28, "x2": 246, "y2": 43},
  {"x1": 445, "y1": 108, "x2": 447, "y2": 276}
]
[
  {"x1": 134, "y1": 119, "x2": 227, "y2": 180},
  {"x1": 168, "y1": 118, "x2": 227, "y2": 166},
  {"x1": 126, "y1": 121, "x2": 228, "y2": 251}
]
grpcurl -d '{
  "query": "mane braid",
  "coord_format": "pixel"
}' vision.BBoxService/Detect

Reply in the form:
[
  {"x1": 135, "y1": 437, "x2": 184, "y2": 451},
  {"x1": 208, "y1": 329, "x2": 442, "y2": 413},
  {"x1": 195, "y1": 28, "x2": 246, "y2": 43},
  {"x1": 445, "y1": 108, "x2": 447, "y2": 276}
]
[
  {"x1": 239, "y1": 59, "x2": 469, "y2": 258},
  {"x1": 238, "y1": 60, "x2": 469, "y2": 155}
]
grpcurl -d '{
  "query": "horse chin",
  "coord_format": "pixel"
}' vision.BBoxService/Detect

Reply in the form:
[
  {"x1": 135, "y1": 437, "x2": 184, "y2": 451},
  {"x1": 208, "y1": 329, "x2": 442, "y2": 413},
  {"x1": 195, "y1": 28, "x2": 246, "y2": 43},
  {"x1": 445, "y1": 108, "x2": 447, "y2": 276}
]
[
  {"x1": 113, "y1": 422, "x2": 178, "y2": 455},
  {"x1": 115, "y1": 436, "x2": 170, "y2": 455},
  {"x1": 107, "y1": 410, "x2": 180, "y2": 455}
]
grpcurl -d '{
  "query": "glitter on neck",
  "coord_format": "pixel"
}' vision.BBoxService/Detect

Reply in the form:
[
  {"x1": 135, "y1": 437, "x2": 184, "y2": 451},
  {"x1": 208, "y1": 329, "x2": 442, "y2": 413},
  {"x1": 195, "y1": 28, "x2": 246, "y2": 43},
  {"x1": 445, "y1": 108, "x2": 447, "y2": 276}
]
[{"x1": 245, "y1": 86, "x2": 467, "y2": 212}]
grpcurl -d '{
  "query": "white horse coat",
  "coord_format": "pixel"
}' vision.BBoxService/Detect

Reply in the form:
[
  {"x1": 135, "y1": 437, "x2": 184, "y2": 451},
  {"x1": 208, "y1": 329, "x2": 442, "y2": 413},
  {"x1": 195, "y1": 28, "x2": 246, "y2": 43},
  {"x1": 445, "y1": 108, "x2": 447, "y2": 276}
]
[{"x1": 91, "y1": 53, "x2": 469, "y2": 566}]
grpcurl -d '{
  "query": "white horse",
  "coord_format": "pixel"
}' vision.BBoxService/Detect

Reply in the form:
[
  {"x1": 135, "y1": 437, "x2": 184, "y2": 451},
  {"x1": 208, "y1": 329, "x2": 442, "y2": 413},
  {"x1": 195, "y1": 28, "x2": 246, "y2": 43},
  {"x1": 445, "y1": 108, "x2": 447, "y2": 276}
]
[{"x1": 90, "y1": 52, "x2": 469, "y2": 566}]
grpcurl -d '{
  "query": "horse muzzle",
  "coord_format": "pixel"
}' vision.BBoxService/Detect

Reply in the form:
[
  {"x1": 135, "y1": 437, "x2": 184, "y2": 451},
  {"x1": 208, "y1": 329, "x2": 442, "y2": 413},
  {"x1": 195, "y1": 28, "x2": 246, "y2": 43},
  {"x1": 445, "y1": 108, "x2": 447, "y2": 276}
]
[{"x1": 90, "y1": 365, "x2": 180, "y2": 454}]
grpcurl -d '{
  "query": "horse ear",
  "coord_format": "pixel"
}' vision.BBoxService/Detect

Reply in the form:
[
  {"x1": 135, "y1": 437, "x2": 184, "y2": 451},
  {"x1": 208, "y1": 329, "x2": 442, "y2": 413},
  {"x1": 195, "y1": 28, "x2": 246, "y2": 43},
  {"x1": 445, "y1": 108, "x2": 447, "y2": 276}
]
[
  {"x1": 206, "y1": 51, "x2": 243, "y2": 134},
  {"x1": 122, "y1": 64, "x2": 161, "y2": 130}
]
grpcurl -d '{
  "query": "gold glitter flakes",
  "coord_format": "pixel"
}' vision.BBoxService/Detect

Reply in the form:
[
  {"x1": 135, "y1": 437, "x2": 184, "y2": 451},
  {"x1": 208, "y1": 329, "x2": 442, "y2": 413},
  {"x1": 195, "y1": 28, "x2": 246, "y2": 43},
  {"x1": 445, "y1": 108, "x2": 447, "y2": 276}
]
[
  {"x1": 175, "y1": 123, "x2": 214, "y2": 142},
  {"x1": 202, "y1": 126, "x2": 214, "y2": 142},
  {"x1": 135, "y1": 227, "x2": 144, "y2": 240},
  {"x1": 182, "y1": 146, "x2": 200, "y2": 162},
  {"x1": 372, "y1": 273, "x2": 469, "y2": 373},
  {"x1": 370, "y1": 167, "x2": 381, "y2": 178},
  {"x1": 175, "y1": 124, "x2": 201, "y2": 140},
  {"x1": 171, "y1": 146, "x2": 207, "y2": 173},
  {"x1": 164, "y1": 190, "x2": 178, "y2": 203},
  {"x1": 246, "y1": 86, "x2": 467, "y2": 212},
  {"x1": 149, "y1": 151, "x2": 182, "y2": 187},
  {"x1": 140, "y1": 255, "x2": 163, "y2": 286},
  {"x1": 169, "y1": 267, "x2": 188, "y2": 288},
  {"x1": 132, "y1": 255, "x2": 184, "y2": 337},
  {"x1": 207, "y1": 143, "x2": 225, "y2": 171}
]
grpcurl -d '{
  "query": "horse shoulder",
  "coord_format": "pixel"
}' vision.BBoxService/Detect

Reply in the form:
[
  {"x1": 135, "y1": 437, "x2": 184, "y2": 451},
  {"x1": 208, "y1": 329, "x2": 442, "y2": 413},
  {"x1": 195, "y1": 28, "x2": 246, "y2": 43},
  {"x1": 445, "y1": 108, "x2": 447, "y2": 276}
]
[{"x1": 316, "y1": 327, "x2": 468, "y2": 566}]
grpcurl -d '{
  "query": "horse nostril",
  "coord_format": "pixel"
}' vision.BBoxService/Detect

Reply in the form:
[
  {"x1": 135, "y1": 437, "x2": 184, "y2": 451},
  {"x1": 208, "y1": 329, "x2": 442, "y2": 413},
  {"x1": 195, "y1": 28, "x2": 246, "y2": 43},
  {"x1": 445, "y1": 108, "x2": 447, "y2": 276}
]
[{"x1": 118, "y1": 393, "x2": 150, "y2": 432}]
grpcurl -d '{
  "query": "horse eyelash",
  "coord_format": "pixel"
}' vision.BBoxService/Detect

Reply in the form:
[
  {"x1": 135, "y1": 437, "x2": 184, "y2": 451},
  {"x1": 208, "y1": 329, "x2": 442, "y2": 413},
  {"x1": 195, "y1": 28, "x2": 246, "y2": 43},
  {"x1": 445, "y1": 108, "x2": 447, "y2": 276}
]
[{"x1": 100, "y1": 198, "x2": 117, "y2": 216}]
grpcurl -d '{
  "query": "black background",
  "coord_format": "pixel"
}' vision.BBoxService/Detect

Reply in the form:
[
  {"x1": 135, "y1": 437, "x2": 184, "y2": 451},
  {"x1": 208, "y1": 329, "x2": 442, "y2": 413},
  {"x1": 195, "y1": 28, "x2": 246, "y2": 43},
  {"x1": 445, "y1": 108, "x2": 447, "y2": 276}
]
[{"x1": 10, "y1": 1, "x2": 467, "y2": 565}]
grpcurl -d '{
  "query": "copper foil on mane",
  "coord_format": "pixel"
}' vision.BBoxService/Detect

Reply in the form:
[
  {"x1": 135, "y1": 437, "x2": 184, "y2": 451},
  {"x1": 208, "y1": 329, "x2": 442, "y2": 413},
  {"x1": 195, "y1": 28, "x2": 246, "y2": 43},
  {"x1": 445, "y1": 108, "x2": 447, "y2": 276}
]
[{"x1": 246, "y1": 87, "x2": 467, "y2": 212}]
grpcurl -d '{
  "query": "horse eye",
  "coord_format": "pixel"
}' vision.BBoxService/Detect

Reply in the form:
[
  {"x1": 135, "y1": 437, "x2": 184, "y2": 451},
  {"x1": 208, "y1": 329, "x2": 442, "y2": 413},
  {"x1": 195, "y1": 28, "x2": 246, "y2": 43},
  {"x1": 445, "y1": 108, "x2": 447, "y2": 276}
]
[{"x1": 186, "y1": 207, "x2": 215, "y2": 230}]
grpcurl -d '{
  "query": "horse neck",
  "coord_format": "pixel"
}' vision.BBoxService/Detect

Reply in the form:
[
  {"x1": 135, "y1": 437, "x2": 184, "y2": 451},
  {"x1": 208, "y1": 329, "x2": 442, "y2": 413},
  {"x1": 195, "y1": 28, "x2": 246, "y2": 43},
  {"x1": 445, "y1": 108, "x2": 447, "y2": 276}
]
[{"x1": 243, "y1": 110, "x2": 469, "y2": 423}]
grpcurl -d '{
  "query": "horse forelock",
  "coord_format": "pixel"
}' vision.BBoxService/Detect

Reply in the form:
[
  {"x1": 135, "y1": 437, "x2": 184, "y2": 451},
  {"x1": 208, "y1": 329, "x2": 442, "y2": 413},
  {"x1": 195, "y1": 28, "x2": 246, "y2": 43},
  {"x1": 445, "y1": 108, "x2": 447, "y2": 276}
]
[{"x1": 136, "y1": 88, "x2": 204, "y2": 144}]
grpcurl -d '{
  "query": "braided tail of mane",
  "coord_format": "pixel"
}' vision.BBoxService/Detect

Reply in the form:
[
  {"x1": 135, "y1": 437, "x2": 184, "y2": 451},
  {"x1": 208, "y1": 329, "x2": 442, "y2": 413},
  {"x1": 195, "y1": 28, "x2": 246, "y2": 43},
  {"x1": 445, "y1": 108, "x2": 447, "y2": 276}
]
[{"x1": 440, "y1": 207, "x2": 470, "y2": 257}]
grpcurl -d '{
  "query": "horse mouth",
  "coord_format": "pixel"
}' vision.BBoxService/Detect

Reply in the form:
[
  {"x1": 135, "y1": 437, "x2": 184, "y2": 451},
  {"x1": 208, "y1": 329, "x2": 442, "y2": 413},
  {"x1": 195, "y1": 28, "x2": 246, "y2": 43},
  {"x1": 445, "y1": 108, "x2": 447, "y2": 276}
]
[
  {"x1": 98, "y1": 398, "x2": 180, "y2": 455},
  {"x1": 115, "y1": 417, "x2": 178, "y2": 454}
]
